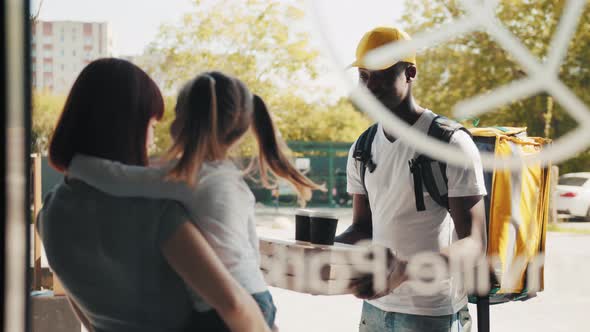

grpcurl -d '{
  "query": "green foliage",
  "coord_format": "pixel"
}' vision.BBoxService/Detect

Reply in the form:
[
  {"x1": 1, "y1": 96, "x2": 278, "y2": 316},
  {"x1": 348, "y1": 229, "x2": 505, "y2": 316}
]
[
  {"x1": 145, "y1": 0, "x2": 370, "y2": 156},
  {"x1": 151, "y1": 96, "x2": 176, "y2": 156},
  {"x1": 144, "y1": 0, "x2": 319, "y2": 96},
  {"x1": 273, "y1": 96, "x2": 371, "y2": 142},
  {"x1": 400, "y1": 0, "x2": 590, "y2": 172},
  {"x1": 31, "y1": 91, "x2": 65, "y2": 154}
]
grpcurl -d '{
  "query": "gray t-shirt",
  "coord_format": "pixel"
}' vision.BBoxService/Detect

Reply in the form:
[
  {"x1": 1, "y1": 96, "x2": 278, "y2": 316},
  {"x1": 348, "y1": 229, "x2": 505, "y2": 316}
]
[
  {"x1": 38, "y1": 178, "x2": 193, "y2": 332},
  {"x1": 67, "y1": 157, "x2": 268, "y2": 312}
]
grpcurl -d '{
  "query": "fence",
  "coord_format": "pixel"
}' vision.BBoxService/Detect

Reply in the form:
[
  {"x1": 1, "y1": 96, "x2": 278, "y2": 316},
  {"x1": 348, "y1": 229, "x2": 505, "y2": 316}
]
[
  {"x1": 247, "y1": 141, "x2": 353, "y2": 207},
  {"x1": 35, "y1": 141, "x2": 355, "y2": 208}
]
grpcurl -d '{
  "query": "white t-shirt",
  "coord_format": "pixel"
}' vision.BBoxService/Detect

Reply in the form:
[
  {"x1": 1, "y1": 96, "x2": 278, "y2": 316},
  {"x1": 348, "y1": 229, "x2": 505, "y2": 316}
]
[
  {"x1": 68, "y1": 157, "x2": 268, "y2": 312},
  {"x1": 346, "y1": 110, "x2": 487, "y2": 316}
]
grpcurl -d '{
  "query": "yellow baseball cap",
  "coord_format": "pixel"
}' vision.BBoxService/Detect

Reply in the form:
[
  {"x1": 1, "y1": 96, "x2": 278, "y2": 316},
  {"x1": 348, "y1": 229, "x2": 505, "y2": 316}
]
[{"x1": 350, "y1": 26, "x2": 416, "y2": 70}]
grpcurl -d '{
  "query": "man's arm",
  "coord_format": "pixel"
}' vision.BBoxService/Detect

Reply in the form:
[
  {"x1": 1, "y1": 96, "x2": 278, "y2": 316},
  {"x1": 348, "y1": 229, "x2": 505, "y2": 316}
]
[
  {"x1": 449, "y1": 195, "x2": 486, "y2": 240},
  {"x1": 338, "y1": 141, "x2": 373, "y2": 244},
  {"x1": 444, "y1": 195, "x2": 486, "y2": 257},
  {"x1": 335, "y1": 194, "x2": 372, "y2": 244},
  {"x1": 442, "y1": 130, "x2": 488, "y2": 257}
]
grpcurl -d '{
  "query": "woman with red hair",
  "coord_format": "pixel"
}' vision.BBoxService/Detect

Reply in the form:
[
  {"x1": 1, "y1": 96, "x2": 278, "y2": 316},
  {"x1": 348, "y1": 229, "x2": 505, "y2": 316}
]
[{"x1": 38, "y1": 58, "x2": 270, "y2": 332}]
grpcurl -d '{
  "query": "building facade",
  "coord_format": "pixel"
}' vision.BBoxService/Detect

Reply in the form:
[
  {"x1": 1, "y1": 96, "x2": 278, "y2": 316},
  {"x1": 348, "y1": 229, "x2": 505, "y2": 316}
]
[{"x1": 31, "y1": 21, "x2": 113, "y2": 94}]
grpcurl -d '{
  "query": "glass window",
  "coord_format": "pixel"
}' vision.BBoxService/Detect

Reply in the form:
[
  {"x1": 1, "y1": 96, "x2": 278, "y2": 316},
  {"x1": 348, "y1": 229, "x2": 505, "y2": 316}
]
[
  {"x1": 558, "y1": 177, "x2": 589, "y2": 186},
  {"x1": 43, "y1": 63, "x2": 52, "y2": 72}
]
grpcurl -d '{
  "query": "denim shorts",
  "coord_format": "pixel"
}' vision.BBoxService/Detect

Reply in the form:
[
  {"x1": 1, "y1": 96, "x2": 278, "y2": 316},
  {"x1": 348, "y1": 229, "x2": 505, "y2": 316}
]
[
  {"x1": 359, "y1": 302, "x2": 471, "y2": 332},
  {"x1": 252, "y1": 290, "x2": 277, "y2": 328},
  {"x1": 187, "y1": 291, "x2": 277, "y2": 331}
]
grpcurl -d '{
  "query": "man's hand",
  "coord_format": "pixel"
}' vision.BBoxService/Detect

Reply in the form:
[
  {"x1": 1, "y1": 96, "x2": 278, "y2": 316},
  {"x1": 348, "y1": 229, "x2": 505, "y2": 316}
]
[
  {"x1": 336, "y1": 194, "x2": 373, "y2": 244},
  {"x1": 334, "y1": 224, "x2": 371, "y2": 244},
  {"x1": 349, "y1": 250, "x2": 408, "y2": 300}
]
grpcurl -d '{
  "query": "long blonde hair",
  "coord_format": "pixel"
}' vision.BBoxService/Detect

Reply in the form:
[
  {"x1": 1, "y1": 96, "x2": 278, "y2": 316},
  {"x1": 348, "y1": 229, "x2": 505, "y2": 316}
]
[{"x1": 166, "y1": 71, "x2": 323, "y2": 202}]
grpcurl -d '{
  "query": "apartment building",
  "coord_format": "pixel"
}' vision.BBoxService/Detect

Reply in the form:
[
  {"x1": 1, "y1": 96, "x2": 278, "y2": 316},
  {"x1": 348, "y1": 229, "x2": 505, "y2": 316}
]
[{"x1": 31, "y1": 20, "x2": 113, "y2": 94}]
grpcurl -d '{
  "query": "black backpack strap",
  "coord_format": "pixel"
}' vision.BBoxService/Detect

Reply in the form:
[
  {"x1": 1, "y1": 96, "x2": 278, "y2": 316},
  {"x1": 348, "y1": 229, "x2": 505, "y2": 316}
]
[
  {"x1": 353, "y1": 124, "x2": 379, "y2": 194},
  {"x1": 410, "y1": 116, "x2": 470, "y2": 211},
  {"x1": 409, "y1": 158, "x2": 426, "y2": 211},
  {"x1": 428, "y1": 115, "x2": 472, "y2": 142}
]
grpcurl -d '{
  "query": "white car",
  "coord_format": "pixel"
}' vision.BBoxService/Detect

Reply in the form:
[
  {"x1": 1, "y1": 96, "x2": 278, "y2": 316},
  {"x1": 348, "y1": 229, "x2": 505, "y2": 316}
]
[{"x1": 556, "y1": 172, "x2": 590, "y2": 219}]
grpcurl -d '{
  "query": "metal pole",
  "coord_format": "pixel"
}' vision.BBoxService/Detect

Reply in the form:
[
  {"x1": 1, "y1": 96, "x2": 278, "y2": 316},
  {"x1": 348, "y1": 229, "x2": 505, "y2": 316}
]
[
  {"x1": 477, "y1": 296, "x2": 490, "y2": 332},
  {"x1": 3, "y1": 0, "x2": 31, "y2": 330},
  {"x1": 32, "y1": 154, "x2": 43, "y2": 290},
  {"x1": 327, "y1": 143, "x2": 334, "y2": 207},
  {"x1": 549, "y1": 165, "x2": 559, "y2": 223}
]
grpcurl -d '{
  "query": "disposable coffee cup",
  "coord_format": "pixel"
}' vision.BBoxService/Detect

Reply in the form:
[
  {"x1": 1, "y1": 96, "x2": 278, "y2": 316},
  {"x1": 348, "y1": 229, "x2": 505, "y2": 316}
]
[
  {"x1": 310, "y1": 211, "x2": 339, "y2": 245},
  {"x1": 295, "y1": 209, "x2": 313, "y2": 242}
]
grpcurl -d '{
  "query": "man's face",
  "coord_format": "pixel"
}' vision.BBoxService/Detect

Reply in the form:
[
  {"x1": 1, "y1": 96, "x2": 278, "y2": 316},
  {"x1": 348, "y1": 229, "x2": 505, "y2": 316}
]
[{"x1": 358, "y1": 63, "x2": 409, "y2": 110}]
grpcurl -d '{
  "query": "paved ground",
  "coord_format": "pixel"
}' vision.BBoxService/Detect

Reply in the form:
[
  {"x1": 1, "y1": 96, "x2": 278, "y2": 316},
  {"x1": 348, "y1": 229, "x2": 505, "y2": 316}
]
[{"x1": 255, "y1": 207, "x2": 590, "y2": 332}]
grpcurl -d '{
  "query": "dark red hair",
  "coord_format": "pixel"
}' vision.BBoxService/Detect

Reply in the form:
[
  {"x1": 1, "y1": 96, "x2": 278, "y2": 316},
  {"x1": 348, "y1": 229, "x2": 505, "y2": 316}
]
[{"x1": 49, "y1": 58, "x2": 164, "y2": 172}]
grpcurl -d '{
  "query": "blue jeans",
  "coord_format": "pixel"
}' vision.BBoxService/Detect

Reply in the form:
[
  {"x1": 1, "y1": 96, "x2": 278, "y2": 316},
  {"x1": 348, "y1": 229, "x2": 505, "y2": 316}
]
[
  {"x1": 188, "y1": 291, "x2": 277, "y2": 330},
  {"x1": 253, "y1": 290, "x2": 277, "y2": 328},
  {"x1": 359, "y1": 302, "x2": 471, "y2": 332}
]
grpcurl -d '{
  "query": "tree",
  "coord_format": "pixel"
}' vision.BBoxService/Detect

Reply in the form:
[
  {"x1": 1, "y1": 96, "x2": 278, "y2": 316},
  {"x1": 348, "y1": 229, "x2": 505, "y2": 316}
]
[
  {"x1": 274, "y1": 96, "x2": 370, "y2": 142},
  {"x1": 144, "y1": 0, "x2": 370, "y2": 156},
  {"x1": 399, "y1": 0, "x2": 590, "y2": 172},
  {"x1": 31, "y1": 91, "x2": 65, "y2": 154},
  {"x1": 144, "y1": 0, "x2": 319, "y2": 98}
]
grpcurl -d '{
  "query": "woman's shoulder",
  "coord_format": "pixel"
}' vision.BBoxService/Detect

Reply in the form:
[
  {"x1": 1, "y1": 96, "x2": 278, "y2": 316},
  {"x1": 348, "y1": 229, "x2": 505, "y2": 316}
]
[{"x1": 46, "y1": 177, "x2": 181, "y2": 212}]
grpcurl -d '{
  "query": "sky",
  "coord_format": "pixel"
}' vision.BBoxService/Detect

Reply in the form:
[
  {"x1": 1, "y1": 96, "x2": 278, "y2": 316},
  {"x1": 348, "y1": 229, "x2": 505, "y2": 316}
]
[
  {"x1": 311, "y1": 0, "x2": 406, "y2": 67},
  {"x1": 32, "y1": 0, "x2": 406, "y2": 62}
]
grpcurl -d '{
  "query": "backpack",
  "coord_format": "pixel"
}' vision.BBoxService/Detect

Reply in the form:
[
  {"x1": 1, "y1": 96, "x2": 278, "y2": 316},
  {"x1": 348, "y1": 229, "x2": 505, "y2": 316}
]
[
  {"x1": 353, "y1": 115, "x2": 470, "y2": 211},
  {"x1": 470, "y1": 127, "x2": 550, "y2": 304}
]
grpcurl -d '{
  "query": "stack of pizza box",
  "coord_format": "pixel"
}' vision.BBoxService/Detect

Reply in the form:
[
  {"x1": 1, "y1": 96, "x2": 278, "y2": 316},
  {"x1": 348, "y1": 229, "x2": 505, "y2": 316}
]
[{"x1": 259, "y1": 237, "x2": 375, "y2": 295}]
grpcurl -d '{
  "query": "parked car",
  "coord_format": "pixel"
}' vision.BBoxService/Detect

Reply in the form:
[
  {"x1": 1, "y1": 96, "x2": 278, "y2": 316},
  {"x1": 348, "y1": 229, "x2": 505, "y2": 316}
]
[{"x1": 556, "y1": 172, "x2": 590, "y2": 219}]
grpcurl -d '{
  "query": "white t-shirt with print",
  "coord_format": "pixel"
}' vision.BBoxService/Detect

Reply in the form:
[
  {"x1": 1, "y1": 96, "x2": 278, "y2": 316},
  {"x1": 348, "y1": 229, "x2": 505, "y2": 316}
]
[{"x1": 346, "y1": 110, "x2": 487, "y2": 316}]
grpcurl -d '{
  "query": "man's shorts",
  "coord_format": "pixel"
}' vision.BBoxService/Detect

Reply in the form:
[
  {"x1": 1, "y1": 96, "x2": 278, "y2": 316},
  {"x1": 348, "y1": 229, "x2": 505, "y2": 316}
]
[{"x1": 359, "y1": 301, "x2": 472, "y2": 332}]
